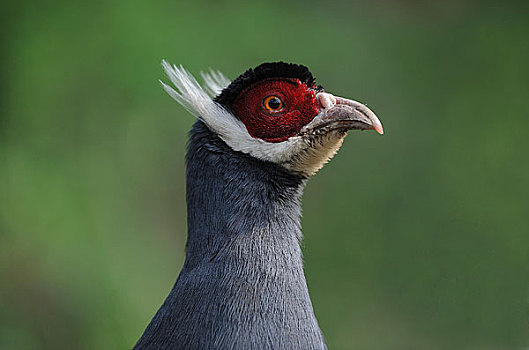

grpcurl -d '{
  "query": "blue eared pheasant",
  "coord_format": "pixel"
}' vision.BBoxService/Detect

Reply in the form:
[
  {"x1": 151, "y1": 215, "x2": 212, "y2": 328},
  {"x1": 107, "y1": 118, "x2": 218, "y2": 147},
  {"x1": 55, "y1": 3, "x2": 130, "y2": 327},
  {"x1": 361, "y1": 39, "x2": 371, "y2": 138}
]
[{"x1": 135, "y1": 62, "x2": 383, "y2": 349}]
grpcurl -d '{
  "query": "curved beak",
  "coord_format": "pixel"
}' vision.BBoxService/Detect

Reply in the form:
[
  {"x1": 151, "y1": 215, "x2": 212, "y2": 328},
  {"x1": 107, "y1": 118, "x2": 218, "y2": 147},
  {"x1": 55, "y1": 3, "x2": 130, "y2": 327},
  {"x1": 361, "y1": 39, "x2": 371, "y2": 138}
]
[{"x1": 302, "y1": 93, "x2": 384, "y2": 135}]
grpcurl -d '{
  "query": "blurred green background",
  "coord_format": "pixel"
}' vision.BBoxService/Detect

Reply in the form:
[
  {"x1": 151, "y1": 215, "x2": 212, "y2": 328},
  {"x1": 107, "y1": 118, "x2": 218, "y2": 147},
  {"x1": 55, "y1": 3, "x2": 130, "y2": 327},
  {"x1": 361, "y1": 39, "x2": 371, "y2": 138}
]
[{"x1": 1, "y1": 0, "x2": 528, "y2": 349}]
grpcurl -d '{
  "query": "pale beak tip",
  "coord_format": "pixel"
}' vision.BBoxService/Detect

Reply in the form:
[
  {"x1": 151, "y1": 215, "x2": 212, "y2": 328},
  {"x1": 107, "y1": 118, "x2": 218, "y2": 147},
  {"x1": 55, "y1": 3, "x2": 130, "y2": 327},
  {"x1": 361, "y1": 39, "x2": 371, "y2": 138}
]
[{"x1": 373, "y1": 122, "x2": 384, "y2": 135}]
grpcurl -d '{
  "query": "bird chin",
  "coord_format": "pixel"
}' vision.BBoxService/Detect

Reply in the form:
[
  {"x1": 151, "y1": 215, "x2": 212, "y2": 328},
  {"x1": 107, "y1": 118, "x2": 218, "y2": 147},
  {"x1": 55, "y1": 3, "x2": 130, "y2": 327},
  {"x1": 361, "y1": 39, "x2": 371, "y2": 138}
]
[
  {"x1": 282, "y1": 129, "x2": 348, "y2": 177},
  {"x1": 283, "y1": 118, "x2": 377, "y2": 177}
]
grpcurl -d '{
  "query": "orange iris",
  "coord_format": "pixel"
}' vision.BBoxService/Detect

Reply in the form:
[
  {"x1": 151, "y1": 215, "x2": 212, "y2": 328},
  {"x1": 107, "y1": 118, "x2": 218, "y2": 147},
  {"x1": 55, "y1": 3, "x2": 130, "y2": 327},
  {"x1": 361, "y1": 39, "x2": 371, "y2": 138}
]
[{"x1": 263, "y1": 95, "x2": 283, "y2": 112}]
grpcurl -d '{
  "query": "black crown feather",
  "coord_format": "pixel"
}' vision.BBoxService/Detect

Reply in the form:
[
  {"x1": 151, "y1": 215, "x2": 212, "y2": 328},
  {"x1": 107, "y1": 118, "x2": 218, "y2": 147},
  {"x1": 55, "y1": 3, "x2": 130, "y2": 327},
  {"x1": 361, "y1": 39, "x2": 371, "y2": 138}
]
[{"x1": 214, "y1": 62, "x2": 319, "y2": 110}]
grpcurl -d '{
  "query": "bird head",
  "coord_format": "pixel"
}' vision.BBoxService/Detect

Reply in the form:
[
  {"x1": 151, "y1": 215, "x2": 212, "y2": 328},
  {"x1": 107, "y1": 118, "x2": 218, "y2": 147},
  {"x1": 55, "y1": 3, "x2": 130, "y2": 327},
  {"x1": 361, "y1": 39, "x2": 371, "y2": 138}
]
[{"x1": 161, "y1": 61, "x2": 383, "y2": 176}]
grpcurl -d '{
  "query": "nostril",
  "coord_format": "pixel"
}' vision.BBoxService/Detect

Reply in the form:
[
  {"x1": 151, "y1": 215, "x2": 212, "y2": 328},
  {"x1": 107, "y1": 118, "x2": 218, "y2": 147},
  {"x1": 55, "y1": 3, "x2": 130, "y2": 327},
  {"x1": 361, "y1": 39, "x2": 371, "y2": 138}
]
[{"x1": 316, "y1": 92, "x2": 336, "y2": 110}]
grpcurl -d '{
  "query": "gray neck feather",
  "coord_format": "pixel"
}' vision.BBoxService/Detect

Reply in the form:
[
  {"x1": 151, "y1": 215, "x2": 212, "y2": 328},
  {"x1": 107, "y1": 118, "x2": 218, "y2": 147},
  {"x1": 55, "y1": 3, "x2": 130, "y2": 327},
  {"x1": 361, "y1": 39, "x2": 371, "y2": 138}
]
[{"x1": 135, "y1": 121, "x2": 326, "y2": 349}]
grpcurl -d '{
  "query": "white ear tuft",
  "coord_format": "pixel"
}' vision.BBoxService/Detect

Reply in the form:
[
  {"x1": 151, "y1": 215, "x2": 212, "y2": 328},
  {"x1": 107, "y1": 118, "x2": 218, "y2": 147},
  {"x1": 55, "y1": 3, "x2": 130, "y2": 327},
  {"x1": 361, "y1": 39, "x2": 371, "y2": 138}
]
[
  {"x1": 160, "y1": 60, "x2": 242, "y2": 135},
  {"x1": 160, "y1": 60, "x2": 216, "y2": 118},
  {"x1": 201, "y1": 69, "x2": 231, "y2": 97},
  {"x1": 160, "y1": 60, "x2": 307, "y2": 166}
]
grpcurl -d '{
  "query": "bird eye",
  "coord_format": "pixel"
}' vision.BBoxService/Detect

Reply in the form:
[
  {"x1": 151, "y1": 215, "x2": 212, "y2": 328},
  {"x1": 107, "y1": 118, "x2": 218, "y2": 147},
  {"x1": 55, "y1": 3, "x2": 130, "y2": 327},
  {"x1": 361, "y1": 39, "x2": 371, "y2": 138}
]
[{"x1": 263, "y1": 96, "x2": 284, "y2": 112}]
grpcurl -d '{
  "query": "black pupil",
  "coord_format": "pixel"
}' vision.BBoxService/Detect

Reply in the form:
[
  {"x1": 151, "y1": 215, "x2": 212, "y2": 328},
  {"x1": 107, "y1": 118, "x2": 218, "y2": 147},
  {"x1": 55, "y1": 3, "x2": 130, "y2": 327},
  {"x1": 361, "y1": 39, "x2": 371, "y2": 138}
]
[{"x1": 268, "y1": 97, "x2": 281, "y2": 110}]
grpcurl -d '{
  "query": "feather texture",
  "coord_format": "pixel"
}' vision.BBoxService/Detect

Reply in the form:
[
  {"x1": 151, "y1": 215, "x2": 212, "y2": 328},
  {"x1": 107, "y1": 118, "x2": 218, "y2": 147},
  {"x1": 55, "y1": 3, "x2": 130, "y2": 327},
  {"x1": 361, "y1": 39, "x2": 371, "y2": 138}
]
[{"x1": 160, "y1": 60, "x2": 309, "y2": 166}]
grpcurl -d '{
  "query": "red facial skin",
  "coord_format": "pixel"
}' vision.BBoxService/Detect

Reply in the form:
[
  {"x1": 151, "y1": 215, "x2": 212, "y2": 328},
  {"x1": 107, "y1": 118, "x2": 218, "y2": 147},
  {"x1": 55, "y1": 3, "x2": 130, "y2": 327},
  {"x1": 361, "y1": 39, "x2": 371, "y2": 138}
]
[{"x1": 232, "y1": 78, "x2": 321, "y2": 143}]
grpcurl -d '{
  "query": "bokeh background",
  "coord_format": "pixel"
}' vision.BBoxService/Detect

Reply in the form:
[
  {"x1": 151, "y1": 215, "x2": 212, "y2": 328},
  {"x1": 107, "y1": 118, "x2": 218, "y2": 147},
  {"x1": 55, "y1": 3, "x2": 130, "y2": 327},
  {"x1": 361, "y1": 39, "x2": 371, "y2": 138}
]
[{"x1": 1, "y1": 0, "x2": 528, "y2": 349}]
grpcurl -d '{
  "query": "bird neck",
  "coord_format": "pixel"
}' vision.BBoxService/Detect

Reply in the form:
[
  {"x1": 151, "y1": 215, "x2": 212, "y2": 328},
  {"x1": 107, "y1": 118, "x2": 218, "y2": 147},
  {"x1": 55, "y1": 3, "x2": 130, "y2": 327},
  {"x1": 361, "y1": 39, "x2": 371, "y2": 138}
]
[
  {"x1": 135, "y1": 121, "x2": 325, "y2": 349},
  {"x1": 134, "y1": 121, "x2": 325, "y2": 348},
  {"x1": 184, "y1": 121, "x2": 307, "y2": 269}
]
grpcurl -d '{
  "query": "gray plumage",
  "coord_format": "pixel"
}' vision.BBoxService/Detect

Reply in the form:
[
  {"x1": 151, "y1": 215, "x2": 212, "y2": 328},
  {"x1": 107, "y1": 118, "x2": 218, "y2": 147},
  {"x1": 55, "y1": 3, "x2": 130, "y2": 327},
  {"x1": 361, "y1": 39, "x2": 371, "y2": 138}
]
[
  {"x1": 134, "y1": 121, "x2": 326, "y2": 349},
  {"x1": 135, "y1": 61, "x2": 383, "y2": 349}
]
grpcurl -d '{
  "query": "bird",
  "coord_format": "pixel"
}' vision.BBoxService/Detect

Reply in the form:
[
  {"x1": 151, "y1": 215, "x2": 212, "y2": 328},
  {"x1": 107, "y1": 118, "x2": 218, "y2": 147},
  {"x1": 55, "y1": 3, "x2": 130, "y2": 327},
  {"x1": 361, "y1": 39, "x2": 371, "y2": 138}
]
[{"x1": 134, "y1": 61, "x2": 383, "y2": 349}]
